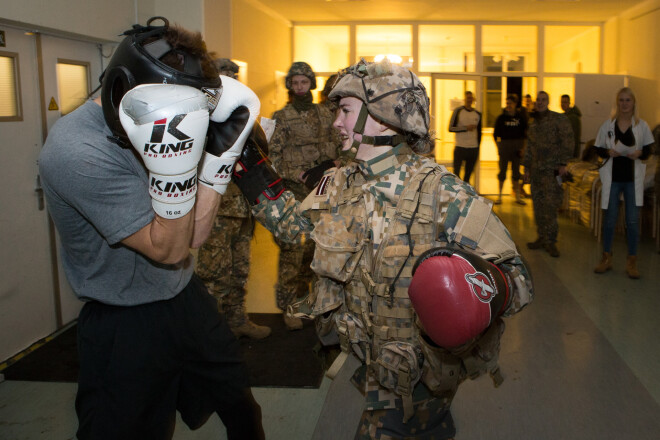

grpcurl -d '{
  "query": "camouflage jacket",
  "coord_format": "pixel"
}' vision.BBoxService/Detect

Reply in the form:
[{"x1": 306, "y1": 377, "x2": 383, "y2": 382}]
[
  {"x1": 269, "y1": 103, "x2": 340, "y2": 181},
  {"x1": 252, "y1": 144, "x2": 533, "y2": 413},
  {"x1": 523, "y1": 110, "x2": 574, "y2": 174},
  {"x1": 216, "y1": 181, "x2": 250, "y2": 218}
]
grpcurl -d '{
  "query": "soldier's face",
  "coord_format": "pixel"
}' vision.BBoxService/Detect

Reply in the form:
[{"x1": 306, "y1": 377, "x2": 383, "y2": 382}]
[
  {"x1": 290, "y1": 75, "x2": 312, "y2": 95},
  {"x1": 334, "y1": 96, "x2": 392, "y2": 160},
  {"x1": 535, "y1": 93, "x2": 549, "y2": 112}
]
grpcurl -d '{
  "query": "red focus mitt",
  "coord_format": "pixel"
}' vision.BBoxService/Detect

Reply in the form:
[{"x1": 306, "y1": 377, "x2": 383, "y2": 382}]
[{"x1": 409, "y1": 247, "x2": 511, "y2": 348}]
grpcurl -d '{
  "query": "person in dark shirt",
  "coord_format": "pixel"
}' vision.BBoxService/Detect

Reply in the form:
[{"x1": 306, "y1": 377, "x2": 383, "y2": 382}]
[
  {"x1": 493, "y1": 94, "x2": 528, "y2": 205},
  {"x1": 593, "y1": 87, "x2": 655, "y2": 278}
]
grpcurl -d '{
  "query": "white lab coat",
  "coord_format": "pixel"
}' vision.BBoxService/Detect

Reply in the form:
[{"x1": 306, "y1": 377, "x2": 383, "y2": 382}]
[{"x1": 595, "y1": 117, "x2": 654, "y2": 209}]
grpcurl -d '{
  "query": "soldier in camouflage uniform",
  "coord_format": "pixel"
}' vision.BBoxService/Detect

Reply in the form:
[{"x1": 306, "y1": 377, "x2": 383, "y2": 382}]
[
  {"x1": 231, "y1": 60, "x2": 534, "y2": 439},
  {"x1": 269, "y1": 61, "x2": 341, "y2": 329},
  {"x1": 195, "y1": 59, "x2": 271, "y2": 340},
  {"x1": 523, "y1": 91, "x2": 574, "y2": 258}
]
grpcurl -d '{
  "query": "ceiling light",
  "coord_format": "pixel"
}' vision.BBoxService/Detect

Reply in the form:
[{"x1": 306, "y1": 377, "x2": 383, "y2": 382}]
[{"x1": 374, "y1": 54, "x2": 402, "y2": 64}]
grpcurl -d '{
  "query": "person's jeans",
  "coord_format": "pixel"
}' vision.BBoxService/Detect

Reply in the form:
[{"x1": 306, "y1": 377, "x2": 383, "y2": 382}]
[{"x1": 602, "y1": 181, "x2": 639, "y2": 255}]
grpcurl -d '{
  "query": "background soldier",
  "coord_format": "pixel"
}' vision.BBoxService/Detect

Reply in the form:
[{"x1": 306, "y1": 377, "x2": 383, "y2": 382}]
[
  {"x1": 523, "y1": 91, "x2": 574, "y2": 257},
  {"x1": 560, "y1": 94, "x2": 583, "y2": 158},
  {"x1": 195, "y1": 59, "x2": 271, "y2": 339},
  {"x1": 269, "y1": 61, "x2": 341, "y2": 330}
]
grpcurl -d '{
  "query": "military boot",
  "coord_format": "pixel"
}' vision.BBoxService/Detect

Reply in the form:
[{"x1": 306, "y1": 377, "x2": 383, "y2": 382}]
[
  {"x1": 594, "y1": 252, "x2": 612, "y2": 273},
  {"x1": 545, "y1": 242, "x2": 560, "y2": 258},
  {"x1": 526, "y1": 237, "x2": 545, "y2": 249},
  {"x1": 625, "y1": 255, "x2": 640, "y2": 279},
  {"x1": 231, "y1": 320, "x2": 272, "y2": 340}
]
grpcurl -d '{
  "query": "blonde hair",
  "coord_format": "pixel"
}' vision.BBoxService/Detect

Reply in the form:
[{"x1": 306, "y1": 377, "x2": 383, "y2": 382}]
[{"x1": 613, "y1": 87, "x2": 637, "y2": 121}]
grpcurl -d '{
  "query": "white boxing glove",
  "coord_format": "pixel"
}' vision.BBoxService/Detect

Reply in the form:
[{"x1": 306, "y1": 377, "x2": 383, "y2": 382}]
[
  {"x1": 198, "y1": 75, "x2": 260, "y2": 194},
  {"x1": 119, "y1": 84, "x2": 209, "y2": 219}
]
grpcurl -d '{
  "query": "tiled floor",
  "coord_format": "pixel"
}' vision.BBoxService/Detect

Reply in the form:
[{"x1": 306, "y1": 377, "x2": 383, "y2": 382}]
[{"x1": 1, "y1": 190, "x2": 659, "y2": 439}]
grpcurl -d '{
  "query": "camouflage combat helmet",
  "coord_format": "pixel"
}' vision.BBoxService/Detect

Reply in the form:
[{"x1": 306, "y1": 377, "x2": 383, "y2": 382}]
[
  {"x1": 329, "y1": 59, "x2": 430, "y2": 138},
  {"x1": 285, "y1": 61, "x2": 317, "y2": 90},
  {"x1": 214, "y1": 58, "x2": 239, "y2": 79}
]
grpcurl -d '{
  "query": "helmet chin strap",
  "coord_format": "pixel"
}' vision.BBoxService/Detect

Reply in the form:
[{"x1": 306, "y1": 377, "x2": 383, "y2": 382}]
[{"x1": 339, "y1": 103, "x2": 406, "y2": 161}]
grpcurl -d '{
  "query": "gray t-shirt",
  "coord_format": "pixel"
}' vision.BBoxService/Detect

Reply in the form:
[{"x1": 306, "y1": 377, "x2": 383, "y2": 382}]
[{"x1": 39, "y1": 101, "x2": 193, "y2": 306}]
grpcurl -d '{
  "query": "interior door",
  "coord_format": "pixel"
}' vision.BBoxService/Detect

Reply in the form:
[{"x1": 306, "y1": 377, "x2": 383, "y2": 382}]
[
  {"x1": 0, "y1": 28, "x2": 56, "y2": 362},
  {"x1": 0, "y1": 27, "x2": 102, "y2": 362},
  {"x1": 39, "y1": 34, "x2": 103, "y2": 325}
]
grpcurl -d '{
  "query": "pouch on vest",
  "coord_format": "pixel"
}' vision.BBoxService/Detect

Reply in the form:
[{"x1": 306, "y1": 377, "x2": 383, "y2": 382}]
[
  {"x1": 316, "y1": 311, "x2": 340, "y2": 346},
  {"x1": 374, "y1": 341, "x2": 423, "y2": 422},
  {"x1": 456, "y1": 317, "x2": 505, "y2": 387},
  {"x1": 336, "y1": 311, "x2": 370, "y2": 361},
  {"x1": 311, "y1": 212, "x2": 366, "y2": 282},
  {"x1": 418, "y1": 334, "x2": 465, "y2": 403}
]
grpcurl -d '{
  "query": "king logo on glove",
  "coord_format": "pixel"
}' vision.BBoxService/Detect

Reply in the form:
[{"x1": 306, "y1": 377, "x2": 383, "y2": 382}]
[{"x1": 143, "y1": 115, "x2": 195, "y2": 157}]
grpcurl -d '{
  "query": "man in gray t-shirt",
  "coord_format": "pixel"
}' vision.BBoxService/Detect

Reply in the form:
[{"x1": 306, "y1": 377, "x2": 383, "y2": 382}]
[
  {"x1": 38, "y1": 18, "x2": 264, "y2": 440},
  {"x1": 40, "y1": 100, "x2": 192, "y2": 305}
]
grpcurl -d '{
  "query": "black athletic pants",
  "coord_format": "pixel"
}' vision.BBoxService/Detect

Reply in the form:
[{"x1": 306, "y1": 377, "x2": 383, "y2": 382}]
[
  {"x1": 75, "y1": 275, "x2": 264, "y2": 440},
  {"x1": 453, "y1": 146, "x2": 480, "y2": 183}
]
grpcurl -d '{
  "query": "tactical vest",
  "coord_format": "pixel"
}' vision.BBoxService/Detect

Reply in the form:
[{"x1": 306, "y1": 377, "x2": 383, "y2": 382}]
[
  {"x1": 273, "y1": 104, "x2": 339, "y2": 180},
  {"x1": 299, "y1": 159, "x2": 509, "y2": 422}
]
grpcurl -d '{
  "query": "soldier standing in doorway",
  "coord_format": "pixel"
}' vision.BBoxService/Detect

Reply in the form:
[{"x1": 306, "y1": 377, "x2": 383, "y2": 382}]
[{"x1": 269, "y1": 61, "x2": 342, "y2": 329}]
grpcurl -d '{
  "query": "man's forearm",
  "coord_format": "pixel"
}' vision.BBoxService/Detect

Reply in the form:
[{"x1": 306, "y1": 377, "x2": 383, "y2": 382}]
[{"x1": 190, "y1": 184, "x2": 222, "y2": 248}]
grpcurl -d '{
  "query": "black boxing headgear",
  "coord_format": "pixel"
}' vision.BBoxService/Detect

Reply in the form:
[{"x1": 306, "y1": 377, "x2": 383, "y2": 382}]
[{"x1": 100, "y1": 16, "x2": 221, "y2": 145}]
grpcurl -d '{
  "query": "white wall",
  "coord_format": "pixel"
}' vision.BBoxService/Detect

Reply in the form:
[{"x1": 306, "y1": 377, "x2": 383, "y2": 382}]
[
  {"x1": 0, "y1": 0, "x2": 141, "y2": 42},
  {"x1": 604, "y1": 0, "x2": 660, "y2": 124},
  {"x1": 230, "y1": 0, "x2": 292, "y2": 118}
]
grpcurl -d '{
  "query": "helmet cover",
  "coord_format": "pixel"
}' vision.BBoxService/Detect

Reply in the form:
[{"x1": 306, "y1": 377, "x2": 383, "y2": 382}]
[
  {"x1": 101, "y1": 16, "x2": 221, "y2": 143},
  {"x1": 328, "y1": 59, "x2": 430, "y2": 138},
  {"x1": 285, "y1": 61, "x2": 316, "y2": 90}
]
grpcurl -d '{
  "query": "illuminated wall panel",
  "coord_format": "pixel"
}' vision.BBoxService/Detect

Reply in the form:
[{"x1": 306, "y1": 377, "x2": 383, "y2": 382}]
[
  {"x1": 294, "y1": 26, "x2": 349, "y2": 73},
  {"x1": 356, "y1": 25, "x2": 412, "y2": 68},
  {"x1": 545, "y1": 26, "x2": 600, "y2": 73},
  {"x1": 419, "y1": 25, "x2": 475, "y2": 72},
  {"x1": 482, "y1": 25, "x2": 537, "y2": 72}
]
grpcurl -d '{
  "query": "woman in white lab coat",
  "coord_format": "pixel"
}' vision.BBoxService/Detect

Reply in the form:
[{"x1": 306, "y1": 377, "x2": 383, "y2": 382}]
[{"x1": 593, "y1": 87, "x2": 654, "y2": 278}]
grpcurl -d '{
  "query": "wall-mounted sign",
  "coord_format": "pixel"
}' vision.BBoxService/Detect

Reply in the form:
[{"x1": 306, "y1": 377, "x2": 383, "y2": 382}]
[{"x1": 48, "y1": 97, "x2": 59, "y2": 111}]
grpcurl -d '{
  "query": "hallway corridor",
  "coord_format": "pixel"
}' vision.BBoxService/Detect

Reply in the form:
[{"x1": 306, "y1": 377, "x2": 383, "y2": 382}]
[{"x1": 1, "y1": 194, "x2": 659, "y2": 439}]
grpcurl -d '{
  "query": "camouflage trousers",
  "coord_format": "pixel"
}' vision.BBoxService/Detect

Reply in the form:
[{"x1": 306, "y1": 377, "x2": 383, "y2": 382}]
[
  {"x1": 355, "y1": 404, "x2": 455, "y2": 440},
  {"x1": 195, "y1": 215, "x2": 253, "y2": 327},
  {"x1": 354, "y1": 366, "x2": 456, "y2": 440},
  {"x1": 275, "y1": 179, "x2": 317, "y2": 311},
  {"x1": 530, "y1": 171, "x2": 563, "y2": 243}
]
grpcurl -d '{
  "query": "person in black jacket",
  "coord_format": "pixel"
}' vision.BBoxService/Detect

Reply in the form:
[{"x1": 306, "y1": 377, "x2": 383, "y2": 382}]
[{"x1": 493, "y1": 94, "x2": 528, "y2": 205}]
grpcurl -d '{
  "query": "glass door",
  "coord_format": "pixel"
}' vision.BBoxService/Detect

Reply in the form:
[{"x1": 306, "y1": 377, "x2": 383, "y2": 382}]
[{"x1": 431, "y1": 74, "x2": 480, "y2": 189}]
